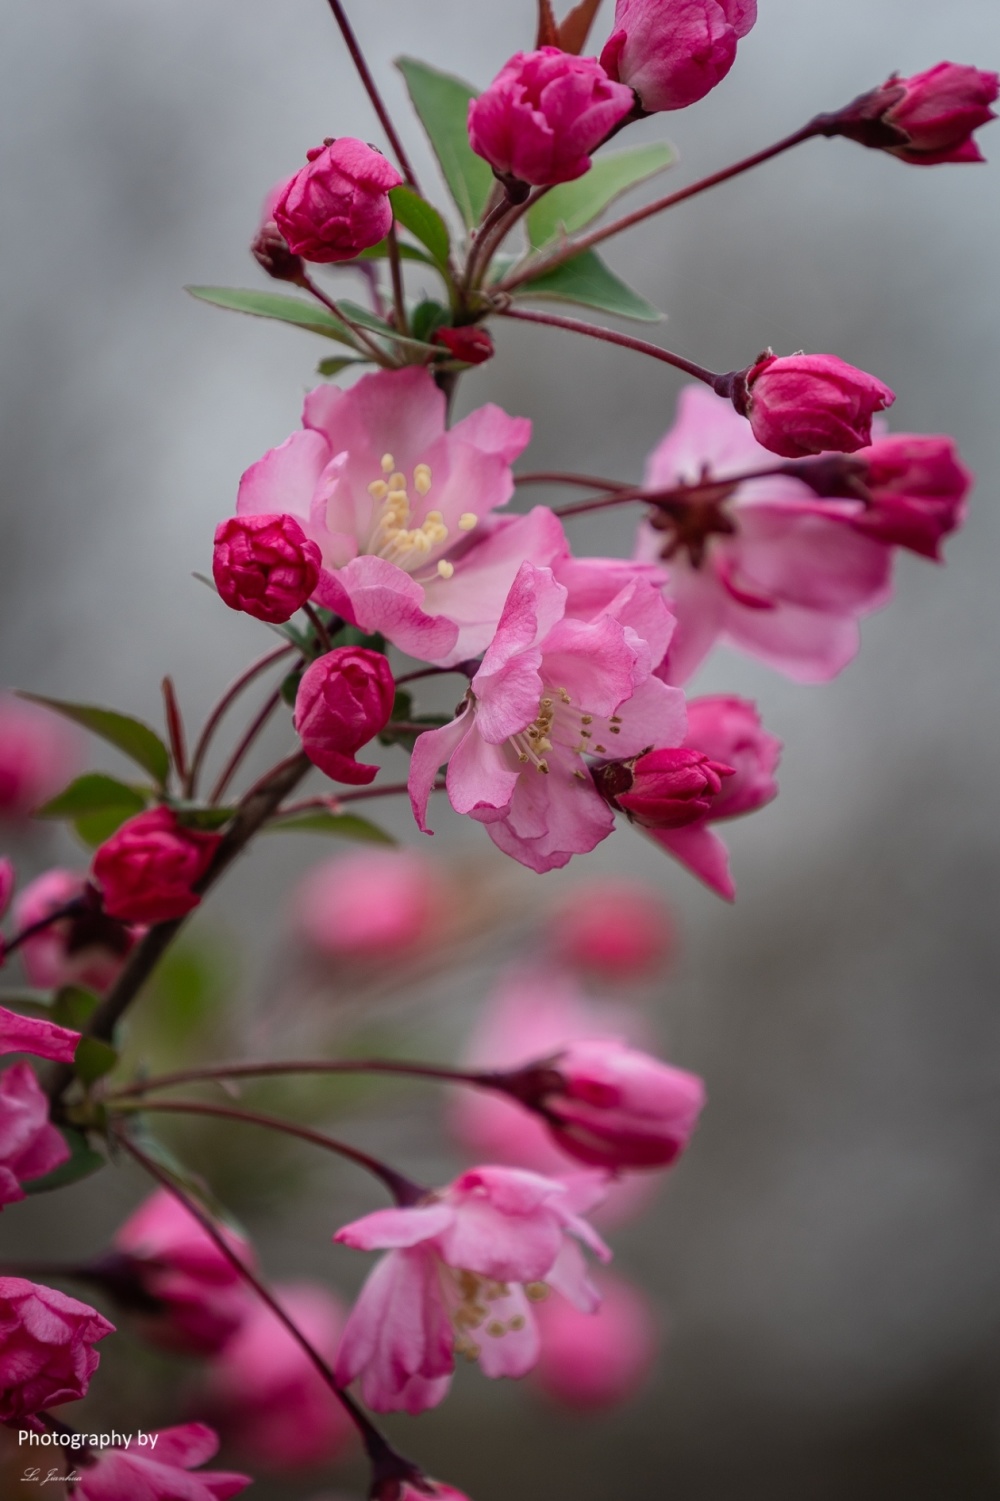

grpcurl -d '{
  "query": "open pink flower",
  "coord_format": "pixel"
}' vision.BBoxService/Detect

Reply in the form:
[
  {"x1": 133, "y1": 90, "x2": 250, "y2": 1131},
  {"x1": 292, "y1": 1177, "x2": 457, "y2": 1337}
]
[
  {"x1": 531, "y1": 1270, "x2": 657, "y2": 1410},
  {"x1": 0, "y1": 1277, "x2": 114, "y2": 1422},
  {"x1": 409, "y1": 561, "x2": 685, "y2": 872},
  {"x1": 11, "y1": 870, "x2": 138, "y2": 995},
  {"x1": 334, "y1": 1165, "x2": 610, "y2": 1413},
  {"x1": 636, "y1": 386, "x2": 896, "y2": 681},
  {"x1": 111, "y1": 1189, "x2": 256, "y2": 1357},
  {"x1": 468, "y1": 48, "x2": 635, "y2": 187},
  {"x1": 236, "y1": 367, "x2": 551, "y2": 665},
  {"x1": 0, "y1": 1063, "x2": 70, "y2": 1207},
  {"x1": 0, "y1": 1006, "x2": 80, "y2": 1063},
  {"x1": 67, "y1": 1423, "x2": 251, "y2": 1500},
  {"x1": 0, "y1": 696, "x2": 82, "y2": 819},
  {"x1": 601, "y1": 0, "x2": 757, "y2": 112},
  {"x1": 204, "y1": 1283, "x2": 354, "y2": 1470}
]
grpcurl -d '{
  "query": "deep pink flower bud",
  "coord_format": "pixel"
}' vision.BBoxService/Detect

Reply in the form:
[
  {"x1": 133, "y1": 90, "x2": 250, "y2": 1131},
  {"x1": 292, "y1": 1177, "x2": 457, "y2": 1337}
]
[
  {"x1": 849, "y1": 433, "x2": 972, "y2": 559},
  {"x1": 68, "y1": 1423, "x2": 251, "y2": 1500},
  {"x1": 109, "y1": 1189, "x2": 256, "y2": 1357},
  {"x1": 0, "y1": 1063, "x2": 71, "y2": 1206},
  {"x1": 274, "y1": 138, "x2": 402, "y2": 264},
  {"x1": 213, "y1": 512, "x2": 322, "y2": 624},
  {"x1": 525, "y1": 1038, "x2": 706, "y2": 1169},
  {"x1": 0, "y1": 1276, "x2": 114, "y2": 1421},
  {"x1": 294, "y1": 646, "x2": 395, "y2": 785},
  {"x1": 601, "y1": 0, "x2": 757, "y2": 112},
  {"x1": 92, "y1": 808, "x2": 221, "y2": 925},
  {"x1": 741, "y1": 352, "x2": 896, "y2": 458},
  {"x1": 829, "y1": 64, "x2": 999, "y2": 165},
  {"x1": 468, "y1": 48, "x2": 635, "y2": 187},
  {"x1": 433, "y1": 325, "x2": 495, "y2": 365},
  {"x1": 684, "y1": 695, "x2": 780, "y2": 819},
  {"x1": 12, "y1": 869, "x2": 138, "y2": 994},
  {"x1": 611, "y1": 746, "x2": 735, "y2": 829},
  {"x1": 0, "y1": 1006, "x2": 80, "y2": 1064},
  {"x1": 204, "y1": 1282, "x2": 354, "y2": 1470},
  {"x1": 548, "y1": 879, "x2": 675, "y2": 979},
  {"x1": 0, "y1": 696, "x2": 83, "y2": 819},
  {"x1": 532, "y1": 1270, "x2": 657, "y2": 1409}
]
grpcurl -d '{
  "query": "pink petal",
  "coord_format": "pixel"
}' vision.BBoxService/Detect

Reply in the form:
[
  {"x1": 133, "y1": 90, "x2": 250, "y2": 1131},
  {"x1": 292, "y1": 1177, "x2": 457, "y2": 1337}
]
[
  {"x1": 648, "y1": 823, "x2": 735, "y2": 900},
  {"x1": 318, "y1": 555, "x2": 459, "y2": 661},
  {"x1": 236, "y1": 429, "x2": 330, "y2": 524},
  {"x1": 446, "y1": 729, "x2": 520, "y2": 823},
  {"x1": 449, "y1": 403, "x2": 532, "y2": 464},
  {"x1": 0, "y1": 1008, "x2": 80, "y2": 1063},
  {"x1": 409, "y1": 711, "x2": 474, "y2": 833},
  {"x1": 335, "y1": 1203, "x2": 454, "y2": 1251}
]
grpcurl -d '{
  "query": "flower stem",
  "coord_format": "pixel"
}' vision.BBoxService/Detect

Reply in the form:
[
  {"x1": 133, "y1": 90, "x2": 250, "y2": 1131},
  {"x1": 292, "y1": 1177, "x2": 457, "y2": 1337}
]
[
  {"x1": 302, "y1": 602, "x2": 333, "y2": 653},
  {"x1": 207, "y1": 688, "x2": 283, "y2": 805},
  {"x1": 186, "y1": 643, "x2": 295, "y2": 797},
  {"x1": 322, "y1": 0, "x2": 420, "y2": 191},
  {"x1": 301, "y1": 272, "x2": 395, "y2": 366},
  {"x1": 514, "y1": 470, "x2": 631, "y2": 493},
  {"x1": 108, "y1": 1056, "x2": 488, "y2": 1100},
  {"x1": 496, "y1": 305, "x2": 720, "y2": 384},
  {"x1": 161, "y1": 677, "x2": 188, "y2": 789},
  {"x1": 386, "y1": 224, "x2": 409, "y2": 336}
]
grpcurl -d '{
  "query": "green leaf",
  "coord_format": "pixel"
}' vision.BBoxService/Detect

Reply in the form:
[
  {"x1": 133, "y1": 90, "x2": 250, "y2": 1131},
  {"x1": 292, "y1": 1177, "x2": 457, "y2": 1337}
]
[
  {"x1": 396, "y1": 58, "x2": 493, "y2": 228},
  {"x1": 335, "y1": 300, "x2": 442, "y2": 356},
  {"x1": 389, "y1": 185, "x2": 452, "y2": 269},
  {"x1": 410, "y1": 300, "x2": 449, "y2": 344},
  {"x1": 316, "y1": 355, "x2": 369, "y2": 378},
  {"x1": 17, "y1": 694, "x2": 171, "y2": 785},
  {"x1": 172, "y1": 805, "x2": 236, "y2": 831},
  {"x1": 514, "y1": 248, "x2": 663, "y2": 322},
  {"x1": 37, "y1": 773, "x2": 149, "y2": 844},
  {"x1": 358, "y1": 238, "x2": 436, "y2": 268},
  {"x1": 52, "y1": 987, "x2": 101, "y2": 1031},
  {"x1": 23, "y1": 1129, "x2": 105, "y2": 1195},
  {"x1": 186, "y1": 286, "x2": 360, "y2": 348},
  {"x1": 527, "y1": 143, "x2": 677, "y2": 249},
  {"x1": 73, "y1": 806, "x2": 141, "y2": 847},
  {"x1": 74, "y1": 1036, "x2": 119, "y2": 1087},
  {"x1": 267, "y1": 811, "x2": 396, "y2": 844}
]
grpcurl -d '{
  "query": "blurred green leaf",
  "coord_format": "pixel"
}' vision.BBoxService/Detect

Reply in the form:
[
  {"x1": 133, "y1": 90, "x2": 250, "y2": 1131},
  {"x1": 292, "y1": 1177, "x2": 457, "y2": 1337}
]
[
  {"x1": 141, "y1": 937, "x2": 232, "y2": 1049},
  {"x1": 74, "y1": 1036, "x2": 119, "y2": 1087},
  {"x1": 186, "y1": 286, "x2": 360, "y2": 347},
  {"x1": 73, "y1": 806, "x2": 141, "y2": 847},
  {"x1": 36, "y1": 774, "x2": 149, "y2": 820},
  {"x1": 410, "y1": 300, "x2": 449, "y2": 344},
  {"x1": 316, "y1": 355, "x2": 369, "y2": 378},
  {"x1": 527, "y1": 143, "x2": 676, "y2": 249},
  {"x1": 23, "y1": 1129, "x2": 105, "y2": 1194},
  {"x1": 18, "y1": 694, "x2": 171, "y2": 786},
  {"x1": 172, "y1": 806, "x2": 236, "y2": 831},
  {"x1": 396, "y1": 58, "x2": 493, "y2": 228},
  {"x1": 52, "y1": 987, "x2": 101, "y2": 1031},
  {"x1": 358, "y1": 237, "x2": 436, "y2": 267},
  {"x1": 389, "y1": 185, "x2": 452, "y2": 269},
  {"x1": 267, "y1": 811, "x2": 396, "y2": 844},
  {"x1": 514, "y1": 248, "x2": 664, "y2": 322}
]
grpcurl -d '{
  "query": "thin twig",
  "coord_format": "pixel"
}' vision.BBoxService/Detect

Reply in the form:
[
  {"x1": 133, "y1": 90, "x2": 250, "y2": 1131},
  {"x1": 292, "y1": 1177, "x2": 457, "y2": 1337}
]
[
  {"x1": 208, "y1": 688, "x2": 283, "y2": 805},
  {"x1": 186, "y1": 643, "x2": 295, "y2": 797},
  {"x1": 302, "y1": 603, "x2": 333, "y2": 653},
  {"x1": 497, "y1": 306, "x2": 719, "y2": 385},
  {"x1": 161, "y1": 678, "x2": 188, "y2": 788},
  {"x1": 513, "y1": 470, "x2": 631, "y2": 492},
  {"x1": 386, "y1": 225, "x2": 409, "y2": 336},
  {"x1": 322, "y1": 0, "x2": 420, "y2": 190},
  {"x1": 107, "y1": 1056, "x2": 491, "y2": 1101},
  {"x1": 301, "y1": 272, "x2": 395, "y2": 365}
]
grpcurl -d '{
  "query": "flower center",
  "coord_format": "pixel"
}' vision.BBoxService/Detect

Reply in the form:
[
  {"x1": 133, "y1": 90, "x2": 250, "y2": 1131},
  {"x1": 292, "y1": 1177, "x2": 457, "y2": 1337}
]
[
  {"x1": 509, "y1": 686, "x2": 623, "y2": 775},
  {"x1": 446, "y1": 1268, "x2": 541, "y2": 1361},
  {"x1": 366, "y1": 453, "x2": 478, "y2": 579}
]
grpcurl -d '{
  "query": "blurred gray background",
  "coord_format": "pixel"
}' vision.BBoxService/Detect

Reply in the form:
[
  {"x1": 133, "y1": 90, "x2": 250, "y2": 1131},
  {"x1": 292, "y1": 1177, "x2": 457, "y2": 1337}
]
[{"x1": 1, "y1": 1, "x2": 999, "y2": 1497}]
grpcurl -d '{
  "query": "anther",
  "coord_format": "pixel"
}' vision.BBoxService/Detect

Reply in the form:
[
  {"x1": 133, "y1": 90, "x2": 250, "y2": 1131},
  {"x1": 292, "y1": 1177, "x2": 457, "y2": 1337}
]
[
  {"x1": 437, "y1": 560, "x2": 455, "y2": 580},
  {"x1": 368, "y1": 480, "x2": 388, "y2": 500},
  {"x1": 458, "y1": 512, "x2": 478, "y2": 531},
  {"x1": 380, "y1": 453, "x2": 395, "y2": 473},
  {"x1": 526, "y1": 1283, "x2": 549, "y2": 1302},
  {"x1": 414, "y1": 463, "x2": 432, "y2": 494}
]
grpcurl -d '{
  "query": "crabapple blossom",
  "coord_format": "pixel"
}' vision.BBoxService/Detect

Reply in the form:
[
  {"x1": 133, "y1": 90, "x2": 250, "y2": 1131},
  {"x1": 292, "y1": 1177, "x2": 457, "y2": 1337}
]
[
  {"x1": 294, "y1": 646, "x2": 395, "y2": 785},
  {"x1": 292, "y1": 848, "x2": 449, "y2": 962},
  {"x1": 213, "y1": 513, "x2": 322, "y2": 624},
  {"x1": 0, "y1": 1277, "x2": 114, "y2": 1422},
  {"x1": 601, "y1": 0, "x2": 757, "y2": 112},
  {"x1": 274, "y1": 138, "x2": 402, "y2": 263},
  {"x1": 92, "y1": 808, "x2": 222, "y2": 924},
  {"x1": 11, "y1": 870, "x2": 137, "y2": 994},
  {"x1": 740, "y1": 352, "x2": 896, "y2": 458},
  {"x1": 831, "y1": 64, "x2": 999, "y2": 165},
  {"x1": 467, "y1": 49, "x2": 635, "y2": 188},
  {"x1": 235, "y1": 366, "x2": 551, "y2": 664},
  {"x1": 66, "y1": 1423, "x2": 251, "y2": 1500},
  {"x1": 0, "y1": 696, "x2": 82, "y2": 819},
  {"x1": 0, "y1": 1063, "x2": 71, "y2": 1206},
  {"x1": 846, "y1": 433, "x2": 972, "y2": 559},
  {"x1": 636, "y1": 386, "x2": 897, "y2": 681},
  {"x1": 609, "y1": 747, "x2": 734, "y2": 828},
  {"x1": 409, "y1": 561, "x2": 686, "y2": 872},
  {"x1": 109, "y1": 1189, "x2": 256, "y2": 1357},
  {"x1": 531, "y1": 1270, "x2": 657, "y2": 1409},
  {"x1": 547, "y1": 878, "x2": 676, "y2": 979},
  {"x1": 0, "y1": 1006, "x2": 80, "y2": 1063},
  {"x1": 334, "y1": 1165, "x2": 611, "y2": 1413},
  {"x1": 204, "y1": 1283, "x2": 354, "y2": 1470}
]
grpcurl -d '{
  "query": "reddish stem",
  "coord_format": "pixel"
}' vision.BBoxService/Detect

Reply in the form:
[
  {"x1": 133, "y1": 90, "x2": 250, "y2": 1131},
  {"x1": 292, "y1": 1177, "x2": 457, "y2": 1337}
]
[
  {"x1": 186, "y1": 643, "x2": 295, "y2": 797},
  {"x1": 514, "y1": 470, "x2": 631, "y2": 492},
  {"x1": 208, "y1": 688, "x2": 283, "y2": 805},
  {"x1": 322, "y1": 0, "x2": 420, "y2": 190},
  {"x1": 161, "y1": 678, "x2": 188, "y2": 788},
  {"x1": 108, "y1": 1055, "x2": 489, "y2": 1099},
  {"x1": 497, "y1": 305, "x2": 719, "y2": 385}
]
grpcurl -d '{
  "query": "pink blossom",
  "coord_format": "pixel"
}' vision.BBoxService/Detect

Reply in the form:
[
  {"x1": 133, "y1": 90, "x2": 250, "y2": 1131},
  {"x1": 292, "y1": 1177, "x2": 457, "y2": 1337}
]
[
  {"x1": 204, "y1": 1283, "x2": 354, "y2": 1470},
  {"x1": 743, "y1": 352, "x2": 896, "y2": 458},
  {"x1": 274, "y1": 138, "x2": 402, "y2": 263},
  {"x1": 92, "y1": 808, "x2": 221, "y2": 924},
  {"x1": 236, "y1": 367, "x2": 544, "y2": 664},
  {"x1": 111, "y1": 1190, "x2": 256, "y2": 1357},
  {"x1": 643, "y1": 695, "x2": 781, "y2": 898},
  {"x1": 67, "y1": 1423, "x2": 251, "y2": 1500},
  {"x1": 882, "y1": 64, "x2": 998, "y2": 163},
  {"x1": 547, "y1": 878, "x2": 676, "y2": 979},
  {"x1": 409, "y1": 561, "x2": 685, "y2": 873},
  {"x1": 0, "y1": 1006, "x2": 80, "y2": 1064},
  {"x1": 213, "y1": 513, "x2": 322, "y2": 624},
  {"x1": 601, "y1": 0, "x2": 757, "y2": 112},
  {"x1": 0, "y1": 1063, "x2": 71, "y2": 1207},
  {"x1": 12, "y1": 870, "x2": 137, "y2": 994},
  {"x1": 0, "y1": 696, "x2": 82, "y2": 819},
  {"x1": 292, "y1": 848, "x2": 449, "y2": 962},
  {"x1": 636, "y1": 386, "x2": 896, "y2": 681},
  {"x1": 610, "y1": 746, "x2": 734, "y2": 828},
  {"x1": 0, "y1": 1277, "x2": 114, "y2": 1422},
  {"x1": 847, "y1": 433, "x2": 972, "y2": 559},
  {"x1": 468, "y1": 48, "x2": 634, "y2": 187},
  {"x1": 334, "y1": 1165, "x2": 611, "y2": 1413},
  {"x1": 294, "y1": 646, "x2": 395, "y2": 785},
  {"x1": 531, "y1": 1270, "x2": 657, "y2": 1409}
]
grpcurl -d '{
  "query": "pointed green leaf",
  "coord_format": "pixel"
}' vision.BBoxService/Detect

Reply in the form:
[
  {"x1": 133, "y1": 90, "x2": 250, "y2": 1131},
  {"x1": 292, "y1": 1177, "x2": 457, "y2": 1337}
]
[
  {"x1": 173, "y1": 805, "x2": 236, "y2": 831},
  {"x1": 267, "y1": 811, "x2": 396, "y2": 844},
  {"x1": 186, "y1": 286, "x2": 361, "y2": 347},
  {"x1": 515, "y1": 248, "x2": 663, "y2": 322},
  {"x1": 52, "y1": 987, "x2": 101, "y2": 1031},
  {"x1": 73, "y1": 805, "x2": 141, "y2": 847},
  {"x1": 37, "y1": 774, "x2": 149, "y2": 821},
  {"x1": 316, "y1": 355, "x2": 369, "y2": 378},
  {"x1": 335, "y1": 300, "x2": 442, "y2": 356},
  {"x1": 396, "y1": 58, "x2": 493, "y2": 228},
  {"x1": 527, "y1": 143, "x2": 677, "y2": 249},
  {"x1": 74, "y1": 1036, "x2": 119, "y2": 1087},
  {"x1": 389, "y1": 186, "x2": 452, "y2": 269},
  {"x1": 23, "y1": 1129, "x2": 105, "y2": 1194},
  {"x1": 17, "y1": 694, "x2": 171, "y2": 785},
  {"x1": 358, "y1": 237, "x2": 436, "y2": 267}
]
